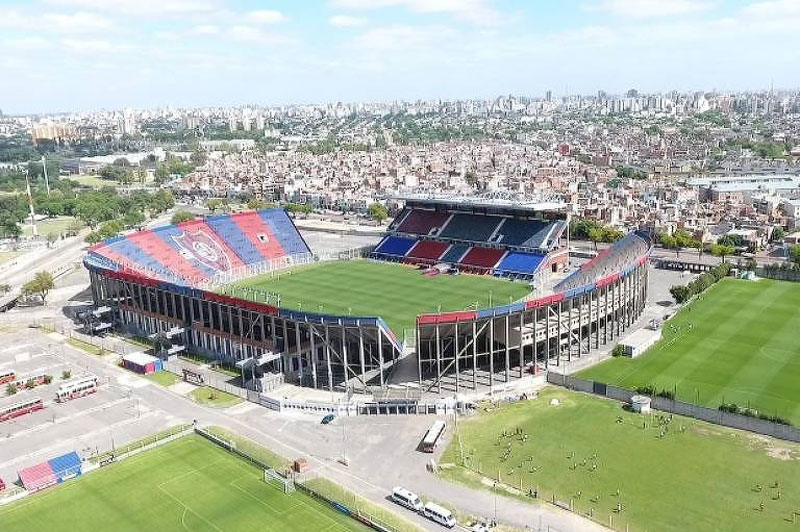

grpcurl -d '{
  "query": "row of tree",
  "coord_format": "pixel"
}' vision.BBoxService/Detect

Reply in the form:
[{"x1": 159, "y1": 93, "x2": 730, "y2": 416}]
[
  {"x1": 668, "y1": 261, "x2": 732, "y2": 304},
  {"x1": 569, "y1": 218, "x2": 624, "y2": 249}
]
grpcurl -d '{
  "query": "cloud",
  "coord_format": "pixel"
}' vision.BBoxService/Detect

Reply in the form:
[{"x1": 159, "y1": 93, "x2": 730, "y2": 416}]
[
  {"x1": 0, "y1": 9, "x2": 114, "y2": 33},
  {"x1": 42, "y1": 0, "x2": 217, "y2": 15},
  {"x1": 247, "y1": 10, "x2": 286, "y2": 24},
  {"x1": 742, "y1": 0, "x2": 800, "y2": 17},
  {"x1": 329, "y1": 14, "x2": 367, "y2": 27},
  {"x1": 229, "y1": 25, "x2": 290, "y2": 45},
  {"x1": 3, "y1": 37, "x2": 52, "y2": 51},
  {"x1": 350, "y1": 24, "x2": 455, "y2": 51},
  {"x1": 587, "y1": 0, "x2": 716, "y2": 18},
  {"x1": 330, "y1": 0, "x2": 504, "y2": 26},
  {"x1": 62, "y1": 38, "x2": 116, "y2": 53},
  {"x1": 192, "y1": 24, "x2": 220, "y2": 35}
]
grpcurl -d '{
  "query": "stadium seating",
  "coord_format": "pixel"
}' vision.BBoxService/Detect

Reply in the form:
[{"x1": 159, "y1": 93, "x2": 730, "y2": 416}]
[
  {"x1": 407, "y1": 240, "x2": 450, "y2": 262},
  {"x1": 440, "y1": 244, "x2": 470, "y2": 263},
  {"x1": 557, "y1": 231, "x2": 651, "y2": 290},
  {"x1": 492, "y1": 218, "x2": 548, "y2": 246},
  {"x1": 206, "y1": 213, "x2": 269, "y2": 265},
  {"x1": 459, "y1": 246, "x2": 506, "y2": 269},
  {"x1": 90, "y1": 209, "x2": 313, "y2": 285},
  {"x1": 439, "y1": 213, "x2": 502, "y2": 242},
  {"x1": 373, "y1": 235, "x2": 418, "y2": 257},
  {"x1": 126, "y1": 231, "x2": 206, "y2": 282},
  {"x1": 395, "y1": 209, "x2": 450, "y2": 235},
  {"x1": 259, "y1": 210, "x2": 311, "y2": 256},
  {"x1": 495, "y1": 251, "x2": 545, "y2": 275}
]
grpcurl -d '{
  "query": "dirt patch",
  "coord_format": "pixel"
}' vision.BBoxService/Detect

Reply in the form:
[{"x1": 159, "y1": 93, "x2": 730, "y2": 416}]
[{"x1": 747, "y1": 433, "x2": 799, "y2": 461}]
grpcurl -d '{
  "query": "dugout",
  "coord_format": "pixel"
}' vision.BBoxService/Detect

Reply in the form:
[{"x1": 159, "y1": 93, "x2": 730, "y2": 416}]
[{"x1": 122, "y1": 351, "x2": 163, "y2": 375}]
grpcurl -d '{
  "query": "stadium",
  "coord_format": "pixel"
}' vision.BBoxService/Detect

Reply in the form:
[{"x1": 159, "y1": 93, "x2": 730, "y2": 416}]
[{"x1": 83, "y1": 195, "x2": 652, "y2": 396}]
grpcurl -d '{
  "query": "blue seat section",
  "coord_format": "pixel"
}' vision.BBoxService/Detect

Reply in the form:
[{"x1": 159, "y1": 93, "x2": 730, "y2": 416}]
[
  {"x1": 48, "y1": 451, "x2": 82, "y2": 482},
  {"x1": 151, "y1": 226, "x2": 218, "y2": 278},
  {"x1": 259, "y1": 210, "x2": 310, "y2": 256},
  {"x1": 495, "y1": 251, "x2": 545, "y2": 274},
  {"x1": 439, "y1": 214, "x2": 502, "y2": 242},
  {"x1": 494, "y1": 218, "x2": 548, "y2": 246},
  {"x1": 524, "y1": 222, "x2": 559, "y2": 249},
  {"x1": 374, "y1": 236, "x2": 417, "y2": 257},
  {"x1": 206, "y1": 215, "x2": 264, "y2": 264},
  {"x1": 440, "y1": 244, "x2": 470, "y2": 263}
]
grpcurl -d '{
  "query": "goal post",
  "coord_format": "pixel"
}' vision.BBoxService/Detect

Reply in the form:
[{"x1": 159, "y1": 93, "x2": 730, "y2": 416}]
[{"x1": 264, "y1": 467, "x2": 295, "y2": 494}]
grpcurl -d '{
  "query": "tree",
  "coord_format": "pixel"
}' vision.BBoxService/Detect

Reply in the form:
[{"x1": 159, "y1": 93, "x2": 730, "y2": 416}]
[
  {"x1": 66, "y1": 219, "x2": 84, "y2": 237},
  {"x1": 789, "y1": 244, "x2": 800, "y2": 265},
  {"x1": 658, "y1": 233, "x2": 676, "y2": 253},
  {"x1": 62, "y1": 369, "x2": 71, "y2": 380},
  {"x1": 171, "y1": 210, "x2": 195, "y2": 224},
  {"x1": 368, "y1": 202, "x2": 388, "y2": 223},
  {"x1": 710, "y1": 244, "x2": 734, "y2": 263},
  {"x1": 46, "y1": 232, "x2": 58, "y2": 247},
  {"x1": 22, "y1": 271, "x2": 55, "y2": 305},
  {"x1": 0, "y1": 283, "x2": 10, "y2": 295},
  {"x1": 588, "y1": 227, "x2": 603, "y2": 251},
  {"x1": 669, "y1": 285, "x2": 692, "y2": 303},
  {"x1": 673, "y1": 230, "x2": 693, "y2": 258},
  {"x1": 772, "y1": 227, "x2": 785, "y2": 242},
  {"x1": 6, "y1": 383, "x2": 17, "y2": 395}
]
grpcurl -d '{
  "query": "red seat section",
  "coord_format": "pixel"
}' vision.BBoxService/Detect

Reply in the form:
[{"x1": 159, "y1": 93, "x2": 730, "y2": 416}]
[
  {"x1": 408, "y1": 240, "x2": 450, "y2": 261},
  {"x1": 396, "y1": 209, "x2": 450, "y2": 235},
  {"x1": 229, "y1": 212, "x2": 287, "y2": 261},
  {"x1": 126, "y1": 231, "x2": 206, "y2": 282},
  {"x1": 460, "y1": 247, "x2": 506, "y2": 269}
]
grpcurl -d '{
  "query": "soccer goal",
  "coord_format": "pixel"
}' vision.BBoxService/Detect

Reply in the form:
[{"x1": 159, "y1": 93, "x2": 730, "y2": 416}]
[{"x1": 264, "y1": 468, "x2": 295, "y2": 494}]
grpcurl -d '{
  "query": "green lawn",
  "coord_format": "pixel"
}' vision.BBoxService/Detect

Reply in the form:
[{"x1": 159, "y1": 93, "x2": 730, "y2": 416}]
[
  {"x1": 224, "y1": 259, "x2": 530, "y2": 333},
  {"x1": 65, "y1": 174, "x2": 120, "y2": 188},
  {"x1": 189, "y1": 386, "x2": 243, "y2": 408},
  {"x1": 0, "y1": 435, "x2": 367, "y2": 531},
  {"x1": 578, "y1": 278, "x2": 800, "y2": 425},
  {"x1": 144, "y1": 371, "x2": 179, "y2": 387},
  {"x1": 440, "y1": 387, "x2": 800, "y2": 532},
  {"x1": 22, "y1": 216, "x2": 81, "y2": 237}
]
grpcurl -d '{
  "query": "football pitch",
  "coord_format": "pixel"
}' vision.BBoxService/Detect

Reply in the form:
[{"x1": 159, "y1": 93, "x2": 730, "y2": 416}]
[
  {"x1": 224, "y1": 259, "x2": 531, "y2": 333},
  {"x1": 440, "y1": 387, "x2": 800, "y2": 532},
  {"x1": 0, "y1": 435, "x2": 368, "y2": 532},
  {"x1": 578, "y1": 278, "x2": 800, "y2": 425}
]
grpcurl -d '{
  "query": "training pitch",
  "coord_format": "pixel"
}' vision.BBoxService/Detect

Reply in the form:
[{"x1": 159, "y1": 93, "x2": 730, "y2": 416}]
[
  {"x1": 440, "y1": 387, "x2": 800, "y2": 532},
  {"x1": 578, "y1": 278, "x2": 800, "y2": 425},
  {"x1": 0, "y1": 435, "x2": 367, "y2": 532},
  {"x1": 224, "y1": 259, "x2": 531, "y2": 333}
]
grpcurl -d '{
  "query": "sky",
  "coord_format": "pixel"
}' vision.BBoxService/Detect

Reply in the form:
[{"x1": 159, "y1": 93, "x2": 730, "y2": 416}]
[{"x1": 1, "y1": 0, "x2": 800, "y2": 114}]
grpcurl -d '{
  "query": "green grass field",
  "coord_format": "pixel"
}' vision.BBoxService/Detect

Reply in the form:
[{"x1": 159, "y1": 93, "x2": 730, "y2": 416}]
[
  {"x1": 440, "y1": 387, "x2": 800, "y2": 532},
  {"x1": 578, "y1": 278, "x2": 800, "y2": 425},
  {"x1": 225, "y1": 259, "x2": 531, "y2": 333},
  {"x1": 65, "y1": 174, "x2": 120, "y2": 188},
  {"x1": 0, "y1": 435, "x2": 367, "y2": 532},
  {"x1": 22, "y1": 216, "x2": 81, "y2": 237},
  {"x1": 189, "y1": 386, "x2": 243, "y2": 408}
]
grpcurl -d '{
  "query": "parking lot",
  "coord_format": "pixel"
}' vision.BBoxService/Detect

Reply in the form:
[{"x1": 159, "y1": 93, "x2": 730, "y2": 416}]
[{"x1": 0, "y1": 324, "x2": 180, "y2": 488}]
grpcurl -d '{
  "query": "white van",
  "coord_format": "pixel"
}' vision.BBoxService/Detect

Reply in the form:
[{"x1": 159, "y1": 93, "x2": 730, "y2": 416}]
[
  {"x1": 422, "y1": 501, "x2": 457, "y2": 528},
  {"x1": 391, "y1": 487, "x2": 423, "y2": 512}
]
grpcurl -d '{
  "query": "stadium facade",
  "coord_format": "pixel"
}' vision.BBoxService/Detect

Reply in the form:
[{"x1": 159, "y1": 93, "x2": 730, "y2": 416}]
[{"x1": 84, "y1": 202, "x2": 651, "y2": 396}]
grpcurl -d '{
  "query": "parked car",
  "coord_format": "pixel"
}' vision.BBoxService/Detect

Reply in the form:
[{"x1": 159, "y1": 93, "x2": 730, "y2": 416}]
[
  {"x1": 391, "y1": 486, "x2": 423, "y2": 512},
  {"x1": 0, "y1": 477, "x2": 6, "y2": 492},
  {"x1": 321, "y1": 414, "x2": 335, "y2": 424}
]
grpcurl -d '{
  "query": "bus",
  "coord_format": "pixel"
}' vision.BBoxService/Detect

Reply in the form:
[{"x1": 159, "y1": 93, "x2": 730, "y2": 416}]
[
  {"x1": 56, "y1": 376, "x2": 99, "y2": 403},
  {"x1": 0, "y1": 370, "x2": 16, "y2": 385},
  {"x1": 421, "y1": 420, "x2": 446, "y2": 453},
  {"x1": 0, "y1": 398, "x2": 45, "y2": 422}
]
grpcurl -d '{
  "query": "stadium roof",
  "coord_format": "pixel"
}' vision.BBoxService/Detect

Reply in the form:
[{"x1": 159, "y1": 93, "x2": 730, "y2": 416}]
[{"x1": 395, "y1": 191, "x2": 567, "y2": 213}]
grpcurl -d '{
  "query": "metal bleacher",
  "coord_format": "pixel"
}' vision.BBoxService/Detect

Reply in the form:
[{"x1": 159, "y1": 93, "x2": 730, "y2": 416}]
[
  {"x1": 439, "y1": 243, "x2": 470, "y2": 263},
  {"x1": 395, "y1": 209, "x2": 450, "y2": 235},
  {"x1": 374, "y1": 235, "x2": 418, "y2": 258},
  {"x1": 493, "y1": 218, "x2": 548, "y2": 246},
  {"x1": 259, "y1": 210, "x2": 311, "y2": 256},
  {"x1": 459, "y1": 246, "x2": 506, "y2": 269},
  {"x1": 438, "y1": 213, "x2": 502, "y2": 242},
  {"x1": 407, "y1": 240, "x2": 450, "y2": 262},
  {"x1": 494, "y1": 251, "x2": 545, "y2": 275}
]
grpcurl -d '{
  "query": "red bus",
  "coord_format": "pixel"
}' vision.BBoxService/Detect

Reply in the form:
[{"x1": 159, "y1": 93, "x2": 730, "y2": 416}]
[
  {"x1": 0, "y1": 370, "x2": 16, "y2": 385},
  {"x1": 56, "y1": 376, "x2": 98, "y2": 402},
  {"x1": 0, "y1": 398, "x2": 45, "y2": 422}
]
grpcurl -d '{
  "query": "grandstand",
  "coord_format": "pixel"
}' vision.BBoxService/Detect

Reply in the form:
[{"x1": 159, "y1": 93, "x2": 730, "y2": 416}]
[{"x1": 84, "y1": 200, "x2": 652, "y2": 396}]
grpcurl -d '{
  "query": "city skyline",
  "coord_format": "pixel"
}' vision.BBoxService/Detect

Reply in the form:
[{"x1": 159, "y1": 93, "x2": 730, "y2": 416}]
[{"x1": 1, "y1": 0, "x2": 800, "y2": 114}]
